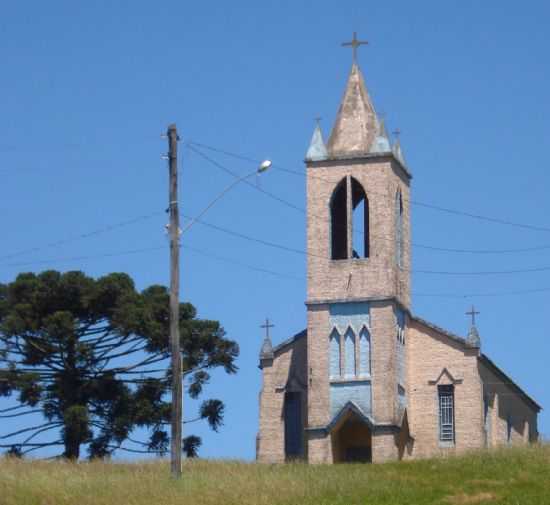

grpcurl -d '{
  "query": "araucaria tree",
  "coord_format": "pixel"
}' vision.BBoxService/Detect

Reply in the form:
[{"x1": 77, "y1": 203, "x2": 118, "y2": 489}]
[{"x1": 0, "y1": 270, "x2": 238, "y2": 459}]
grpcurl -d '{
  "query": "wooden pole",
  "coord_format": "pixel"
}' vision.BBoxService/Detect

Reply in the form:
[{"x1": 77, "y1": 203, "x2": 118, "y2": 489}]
[{"x1": 167, "y1": 123, "x2": 182, "y2": 478}]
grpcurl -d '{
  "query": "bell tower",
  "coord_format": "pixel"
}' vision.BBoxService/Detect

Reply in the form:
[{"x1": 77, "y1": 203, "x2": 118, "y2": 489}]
[{"x1": 304, "y1": 37, "x2": 412, "y2": 463}]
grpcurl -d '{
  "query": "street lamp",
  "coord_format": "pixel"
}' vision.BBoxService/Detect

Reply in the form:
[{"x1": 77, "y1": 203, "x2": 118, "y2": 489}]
[
  {"x1": 167, "y1": 149, "x2": 271, "y2": 478},
  {"x1": 181, "y1": 159, "x2": 272, "y2": 234}
]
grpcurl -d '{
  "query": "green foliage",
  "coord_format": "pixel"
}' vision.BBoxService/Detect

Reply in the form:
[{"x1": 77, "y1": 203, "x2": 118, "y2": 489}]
[{"x1": 0, "y1": 270, "x2": 238, "y2": 460}]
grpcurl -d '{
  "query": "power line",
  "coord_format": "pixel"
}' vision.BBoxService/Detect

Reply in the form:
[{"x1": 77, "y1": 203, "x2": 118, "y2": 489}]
[
  {"x1": 186, "y1": 142, "x2": 550, "y2": 255},
  {"x1": 2, "y1": 246, "x2": 165, "y2": 268},
  {"x1": 0, "y1": 239, "x2": 302, "y2": 282},
  {"x1": 0, "y1": 211, "x2": 165, "y2": 264},
  {"x1": 183, "y1": 244, "x2": 302, "y2": 281},
  {"x1": 2, "y1": 214, "x2": 550, "y2": 296},
  {"x1": 181, "y1": 213, "x2": 550, "y2": 277},
  {"x1": 187, "y1": 140, "x2": 550, "y2": 235}
]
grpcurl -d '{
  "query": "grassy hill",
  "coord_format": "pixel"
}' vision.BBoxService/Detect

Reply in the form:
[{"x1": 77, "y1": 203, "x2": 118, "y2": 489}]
[{"x1": 1, "y1": 445, "x2": 549, "y2": 505}]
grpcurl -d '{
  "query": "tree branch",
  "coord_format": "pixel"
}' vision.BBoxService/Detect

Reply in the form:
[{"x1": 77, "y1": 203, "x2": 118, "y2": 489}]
[
  {"x1": 0, "y1": 409, "x2": 43, "y2": 419},
  {"x1": 21, "y1": 423, "x2": 62, "y2": 445},
  {"x1": 0, "y1": 422, "x2": 58, "y2": 440}
]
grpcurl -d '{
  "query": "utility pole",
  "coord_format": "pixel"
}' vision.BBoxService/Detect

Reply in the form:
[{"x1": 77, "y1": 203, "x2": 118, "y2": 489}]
[{"x1": 167, "y1": 123, "x2": 182, "y2": 478}]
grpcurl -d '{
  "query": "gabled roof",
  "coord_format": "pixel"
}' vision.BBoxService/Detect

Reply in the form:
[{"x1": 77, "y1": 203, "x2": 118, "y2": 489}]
[
  {"x1": 411, "y1": 314, "x2": 542, "y2": 413},
  {"x1": 325, "y1": 401, "x2": 375, "y2": 432},
  {"x1": 479, "y1": 353, "x2": 542, "y2": 413},
  {"x1": 410, "y1": 315, "x2": 474, "y2": 348},
  {"x1": 271, "y1": 328, "x2": 307, "y2": 355}
]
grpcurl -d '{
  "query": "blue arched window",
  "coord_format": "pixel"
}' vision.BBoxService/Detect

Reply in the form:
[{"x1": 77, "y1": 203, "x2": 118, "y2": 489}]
[
  {"x1": 344, "y1": 328, "x2": 356, "y2": 378},
  {"x1": 359, "y1": 327, "x2": 371, "y2": 376},
  {"x1": 329, "y1": 329, "x2": 341, "y2": 379}
]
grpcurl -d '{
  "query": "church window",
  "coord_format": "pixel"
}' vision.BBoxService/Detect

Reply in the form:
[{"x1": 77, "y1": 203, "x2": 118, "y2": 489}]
[
  {"x1": 330, "y1": 179, "x2": 348, "y2": 260},
  {"x1": 438, "y1": 385, "x2": 455, "y2": 443},
  {"x1": 351, "y1": 177, "x2": 369, "y2": 259},
  {"x1": 507, "y1": 415, "x2": 513, "y2": 443},
  {"x1": 344, "y1": 328, "x2": 356, "y2": 378},
  {"x1": 395, "y1": 190, "x2": 404, "y2": 268},
  {"x1": 329, "y1": 329, "x2": 341, "y2": 379},
  {"x1": 359, "y1": 327, "x2": 371, "y2": 376},
  {"x1": 284, "y1": 392, "x2": 303, "y2": 459}
]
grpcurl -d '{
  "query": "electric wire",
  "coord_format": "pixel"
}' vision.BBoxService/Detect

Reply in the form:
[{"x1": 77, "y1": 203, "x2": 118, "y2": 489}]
[
  {"x1": 187, "y1": 140, "x2": 550, "y2": 237},
  {"x1": 1, "y1": 214, "x2": 549, "y2": 297},
  {"x1": 186, "y1": 142, "x2": 550, "y2": 255},
  {"x1": 0, "y1": 211, "x2": 165, "y2": 264}
]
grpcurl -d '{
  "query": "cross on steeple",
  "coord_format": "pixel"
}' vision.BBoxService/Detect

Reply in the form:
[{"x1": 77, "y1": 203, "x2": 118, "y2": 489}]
[
  {"x1": 392, "y1": 128, "x2": 401, "y2": 139},
  {"x1": 260, "y1": 318, "x2": 274, "y2": 340},
  {"x1": 466, "y1": 305, "x2": 480, "y2": 327},
  {"x1": 342, "y1": 32, "x2": 369, "y2": 64}
]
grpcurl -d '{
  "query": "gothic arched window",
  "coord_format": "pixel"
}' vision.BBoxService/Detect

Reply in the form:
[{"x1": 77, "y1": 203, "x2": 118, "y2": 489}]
[
  {"x1": 396, "y1": 190, "x2": 403, "y2": 267},
  {"x1": 351, "y1": 177, "x2": 369, "y2": 259},
  {"x1": 329, "y1": 329, "x2": 341, "y2": 379},
  {"x1": 344, "y1": 328, "x2": 356, "y2": 378},
  {"x1": 359, "y1": 327, "x2": 371, "y2": 376},
  {"x1": 330, "y1": 177, "x2": 370, "y2": 260},
  {"x1": 330, "y1": 179, "x2": 348, "y2": 260}
]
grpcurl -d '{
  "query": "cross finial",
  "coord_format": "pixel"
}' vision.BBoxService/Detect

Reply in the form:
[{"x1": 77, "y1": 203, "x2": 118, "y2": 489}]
[
  {"x1": 393, "y1": 128, "x2": 401, "y2": 139},
  {"x1": 260, "y1": 318, "x2": 274, "y2": 340},
  {"x1": 342, "y1": 31, "x2": 369, "y2": 64},
  {"x1": 466, "y1": 305, "x2": 480, "y2": 327},
  {"x1": 314, "y1": 116, "x2": 322, "y2": 127}
]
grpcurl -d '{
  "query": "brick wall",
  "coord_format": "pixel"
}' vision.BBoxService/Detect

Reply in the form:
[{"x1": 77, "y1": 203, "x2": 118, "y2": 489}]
[
  {"x1": 478, "y1": 359, "x2": 539, "y2": 446},
  {"x1": 306, "y1": 157, "x2": 411, "y2": 309},
  {"x1": 406, "y1": 319, "x2": 484, "y2": 459},
  {"x1": 257, "y1": 334, "x2": 307, "y2": 463}
]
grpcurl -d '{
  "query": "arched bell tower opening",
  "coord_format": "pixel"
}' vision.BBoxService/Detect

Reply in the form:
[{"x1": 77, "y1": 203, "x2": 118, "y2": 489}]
[
  {"x1": 329, "y1": 176, "x2": 370, "y2": 260},
  {"x1": 351, "y1": 177, "x2": 369, "y2": 259},
  {"x1": 330, "y1": 179, "x2": 348, "y2": 260}
]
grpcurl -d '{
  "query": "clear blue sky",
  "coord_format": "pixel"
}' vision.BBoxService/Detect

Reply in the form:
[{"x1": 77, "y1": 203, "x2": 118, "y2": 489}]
[{"x1": 1, "y1": 0, "x2": 549, "y2": 459}]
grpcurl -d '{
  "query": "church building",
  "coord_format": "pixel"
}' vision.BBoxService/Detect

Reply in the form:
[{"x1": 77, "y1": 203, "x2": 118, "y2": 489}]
[{"x1": 256, "y1": 35, "x2": 541, "y2": 464}]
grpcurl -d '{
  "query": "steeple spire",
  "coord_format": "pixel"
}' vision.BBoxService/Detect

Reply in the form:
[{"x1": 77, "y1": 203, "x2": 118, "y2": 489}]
[
  {"x1": 370, "y1": 117, "x2": 391, "y2": 153},
  {"x1": 327, "y1": 62, "x2": 378, "y2": 157},
  {"x1": 305, "y1": 118, "x2": 328, "y2": 161},
  {"x1": 392, "y1": 129, "x2": 407, "y2": 167}
]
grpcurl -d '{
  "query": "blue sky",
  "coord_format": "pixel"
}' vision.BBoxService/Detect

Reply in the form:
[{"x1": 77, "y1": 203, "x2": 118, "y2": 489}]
[{"x1": 1, "y1": 0, "x2": 549, "y2": 459}]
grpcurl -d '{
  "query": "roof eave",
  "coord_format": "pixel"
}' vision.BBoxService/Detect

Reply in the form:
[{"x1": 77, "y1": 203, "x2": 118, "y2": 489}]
[
  {"x1": 305, "y1": 151, "x2": 412, "y2": 180},
  {"x1": 478, "y1": 353, "x2": 542, "y2": 413}
]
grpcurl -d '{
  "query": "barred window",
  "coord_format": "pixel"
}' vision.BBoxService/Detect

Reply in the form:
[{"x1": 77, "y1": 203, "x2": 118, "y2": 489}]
[{"x1": 438, "y1": 385, "x2": 455, "y2": 443}]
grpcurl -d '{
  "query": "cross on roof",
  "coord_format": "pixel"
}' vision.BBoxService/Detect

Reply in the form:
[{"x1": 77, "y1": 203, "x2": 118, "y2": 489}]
[
  {"x1": 315, "y1": 116, "x2": 322, "y2": 127},
  {"x1": 260, "y1": 318, "x2": 274, "y2": 340},
  {"x1": 466, "y1": 305, "x2": 480, "y2": 327},
  {"x1": 342, "y1": 32, "x2": 369, "y2": 64},
  {"x1": 393, "y1": 128, "x2": 401, "y2": 138}
]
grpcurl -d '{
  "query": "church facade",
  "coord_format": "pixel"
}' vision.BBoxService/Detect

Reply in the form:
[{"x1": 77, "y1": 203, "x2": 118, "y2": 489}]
[{"x1": 256, "y1": 52, "x2": 541, "y2": 464}]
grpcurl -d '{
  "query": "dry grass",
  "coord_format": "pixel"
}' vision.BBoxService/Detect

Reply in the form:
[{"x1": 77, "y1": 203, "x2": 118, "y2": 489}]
[{"x1": 0, "y1": 445, "x2": 549, "y2": 505}]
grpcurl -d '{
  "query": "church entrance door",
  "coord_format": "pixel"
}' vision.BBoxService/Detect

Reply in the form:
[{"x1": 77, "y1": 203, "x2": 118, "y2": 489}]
[{"x1": 331, "y1": 413, "x2": 372, "y2": 463}]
